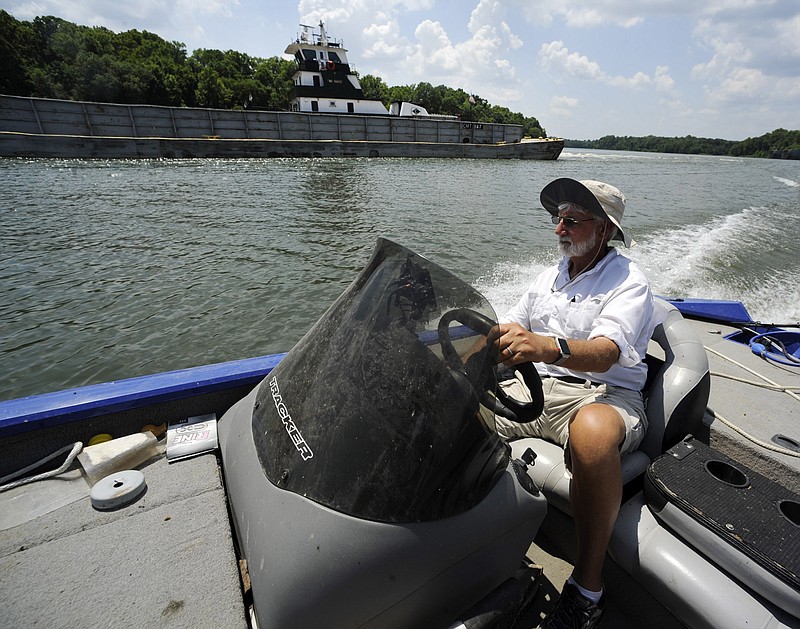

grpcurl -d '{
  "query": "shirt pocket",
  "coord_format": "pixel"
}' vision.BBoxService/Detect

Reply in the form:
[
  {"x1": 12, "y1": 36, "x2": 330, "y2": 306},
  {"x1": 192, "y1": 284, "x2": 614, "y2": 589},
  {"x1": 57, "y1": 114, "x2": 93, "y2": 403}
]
[
  {"x1": 529, "y1": 297, "x2": 554, "y2": 329},
  {"x1": 563, "y1": 295, "x2": 605, "y2": 338}
]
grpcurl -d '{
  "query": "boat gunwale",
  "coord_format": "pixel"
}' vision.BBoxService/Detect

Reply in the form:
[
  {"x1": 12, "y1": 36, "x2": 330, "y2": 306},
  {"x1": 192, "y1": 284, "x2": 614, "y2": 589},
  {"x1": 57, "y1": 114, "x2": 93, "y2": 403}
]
[{"x1": 0, "y1": 353, "x2": 285, "y2": 437}]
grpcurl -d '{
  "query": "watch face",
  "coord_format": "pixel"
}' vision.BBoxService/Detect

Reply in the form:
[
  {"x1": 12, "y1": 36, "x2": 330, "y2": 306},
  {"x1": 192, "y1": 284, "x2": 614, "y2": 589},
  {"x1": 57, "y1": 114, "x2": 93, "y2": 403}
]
[{"x1": 557, "y1": 337, "x2": 571, "y2": 355}]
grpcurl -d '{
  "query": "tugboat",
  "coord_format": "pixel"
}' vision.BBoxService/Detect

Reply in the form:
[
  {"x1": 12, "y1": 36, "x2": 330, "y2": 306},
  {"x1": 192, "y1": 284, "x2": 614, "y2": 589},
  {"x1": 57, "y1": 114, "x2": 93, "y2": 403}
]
[
  {"x1": 285, "y1": 22, "x2": 456, "y2": 120},
  {"x1": 285, "y1": 22, "x2": 397, "y2": 116}
]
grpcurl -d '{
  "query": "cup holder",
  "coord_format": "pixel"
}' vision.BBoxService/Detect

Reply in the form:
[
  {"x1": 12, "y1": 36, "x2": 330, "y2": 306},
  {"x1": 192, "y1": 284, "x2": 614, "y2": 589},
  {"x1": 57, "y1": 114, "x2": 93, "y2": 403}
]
[
  {"x1": 704, "y1": 460, "x2": 749, "y2": 488},
  {"x1": 778, "y1": 500, "x2": 800, "y2": 526}
]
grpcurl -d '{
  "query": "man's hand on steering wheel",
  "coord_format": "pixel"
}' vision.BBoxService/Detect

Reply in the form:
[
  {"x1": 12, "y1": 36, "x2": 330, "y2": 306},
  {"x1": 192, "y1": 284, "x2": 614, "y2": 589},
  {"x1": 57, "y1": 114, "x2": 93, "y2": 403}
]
[{"x1": 438, "y1": 309, "x2": 544, "y2": 423}]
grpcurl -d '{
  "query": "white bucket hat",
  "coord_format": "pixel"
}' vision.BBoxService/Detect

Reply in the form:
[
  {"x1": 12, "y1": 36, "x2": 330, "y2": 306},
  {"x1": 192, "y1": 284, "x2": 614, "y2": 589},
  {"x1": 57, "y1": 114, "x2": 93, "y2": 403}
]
[{"x1": 540, "y1": 178, "x2": 633, "y2": 247}]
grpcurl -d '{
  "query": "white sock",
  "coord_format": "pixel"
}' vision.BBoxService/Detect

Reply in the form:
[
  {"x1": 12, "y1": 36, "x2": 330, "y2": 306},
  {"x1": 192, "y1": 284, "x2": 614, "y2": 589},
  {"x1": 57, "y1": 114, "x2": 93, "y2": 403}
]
[{"x1": 567, "y1": 575, "x2": 603, "y2": 604}]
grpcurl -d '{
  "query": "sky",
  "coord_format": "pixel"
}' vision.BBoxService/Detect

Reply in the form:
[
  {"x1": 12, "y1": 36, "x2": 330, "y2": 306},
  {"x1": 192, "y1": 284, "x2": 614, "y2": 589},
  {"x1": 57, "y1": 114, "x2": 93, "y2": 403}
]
[{"x1": 2, "y1": 0, "x2": 799, "y2": 140}]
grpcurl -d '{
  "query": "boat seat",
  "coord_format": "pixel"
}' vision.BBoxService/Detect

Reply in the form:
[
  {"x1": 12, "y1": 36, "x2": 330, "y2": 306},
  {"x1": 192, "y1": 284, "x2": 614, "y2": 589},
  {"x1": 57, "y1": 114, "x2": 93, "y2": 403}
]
[{"x1": 509, "y1": 297, "x2": 711, "y2": 515}]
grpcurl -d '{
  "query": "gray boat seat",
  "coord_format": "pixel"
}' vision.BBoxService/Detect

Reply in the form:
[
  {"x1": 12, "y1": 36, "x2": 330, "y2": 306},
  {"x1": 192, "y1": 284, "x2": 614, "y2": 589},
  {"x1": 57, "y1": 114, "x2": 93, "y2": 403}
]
[{"x1": 508, "y1": 297, "x2": 711, "y2": 516}]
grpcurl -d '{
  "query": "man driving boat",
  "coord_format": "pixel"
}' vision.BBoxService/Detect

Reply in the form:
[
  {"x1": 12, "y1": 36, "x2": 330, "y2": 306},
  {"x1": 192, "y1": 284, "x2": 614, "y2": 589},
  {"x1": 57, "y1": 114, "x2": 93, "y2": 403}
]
[{"x1": 492, "y1": 178, "x2": 655, "y2": 628}]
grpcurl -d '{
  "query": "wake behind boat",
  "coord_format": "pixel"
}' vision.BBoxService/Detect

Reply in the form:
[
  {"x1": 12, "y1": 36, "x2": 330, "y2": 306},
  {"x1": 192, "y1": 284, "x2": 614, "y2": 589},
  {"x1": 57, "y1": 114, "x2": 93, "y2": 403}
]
[
  {"x1": 0, "y1": 22, "x2": 564, "y2": 160},
  {"x1": 0, "y1": 239, "x2": 798, "y2": 628}
]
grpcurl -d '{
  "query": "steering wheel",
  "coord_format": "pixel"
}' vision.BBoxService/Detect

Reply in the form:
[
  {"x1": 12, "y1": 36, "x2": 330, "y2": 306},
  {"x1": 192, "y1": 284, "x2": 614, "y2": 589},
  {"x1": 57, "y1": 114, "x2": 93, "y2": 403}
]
[{"x1": 437, "y1": 308, "x2": 544, "y2": 423}]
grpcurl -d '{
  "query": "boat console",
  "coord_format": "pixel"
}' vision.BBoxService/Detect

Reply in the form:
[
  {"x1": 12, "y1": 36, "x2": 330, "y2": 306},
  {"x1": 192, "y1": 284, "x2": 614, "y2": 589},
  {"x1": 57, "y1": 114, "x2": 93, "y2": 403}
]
[{"x1": 218, "y1": 238, "x2": 547, "y2": 628}]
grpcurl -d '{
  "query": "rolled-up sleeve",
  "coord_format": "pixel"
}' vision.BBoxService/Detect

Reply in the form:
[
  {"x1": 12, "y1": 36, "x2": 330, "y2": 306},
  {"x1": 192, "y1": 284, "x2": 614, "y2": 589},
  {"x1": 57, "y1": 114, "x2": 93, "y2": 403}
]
[{"x1": 589, "y1": 279, "x2": 653, "y2": 367}]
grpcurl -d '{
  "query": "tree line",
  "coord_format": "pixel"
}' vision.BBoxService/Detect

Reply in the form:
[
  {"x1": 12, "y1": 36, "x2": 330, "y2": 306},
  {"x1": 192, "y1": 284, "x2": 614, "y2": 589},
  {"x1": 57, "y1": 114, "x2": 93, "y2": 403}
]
[
  {"x1": 566, "y1": 129, "x2": 800, "y2": 159},
  {"x1": 0, "y1": 11, "x2": 547, "y2": 137}
]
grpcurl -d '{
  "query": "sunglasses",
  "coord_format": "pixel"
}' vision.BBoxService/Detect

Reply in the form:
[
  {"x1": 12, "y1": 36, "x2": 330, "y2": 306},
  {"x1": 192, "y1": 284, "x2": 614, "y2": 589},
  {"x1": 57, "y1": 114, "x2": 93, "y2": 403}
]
[{"x1": 551, "y1": 215, "x2": 596, "y2": 228}]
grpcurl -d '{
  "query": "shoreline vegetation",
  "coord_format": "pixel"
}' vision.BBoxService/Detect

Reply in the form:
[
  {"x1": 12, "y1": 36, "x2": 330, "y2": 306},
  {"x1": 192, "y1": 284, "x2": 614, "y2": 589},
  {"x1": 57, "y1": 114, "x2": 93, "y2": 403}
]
[
  {"x1": 1, "y1": 11, "x2": 798, "y2": 159},
  {"x1": 565, "y1": 132, "x2": 800, "y2": 160}
]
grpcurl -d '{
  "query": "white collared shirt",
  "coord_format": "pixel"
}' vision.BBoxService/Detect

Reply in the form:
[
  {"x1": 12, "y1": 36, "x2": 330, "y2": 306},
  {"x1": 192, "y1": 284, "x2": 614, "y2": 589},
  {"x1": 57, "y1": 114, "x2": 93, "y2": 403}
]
[{"x1": 500, "y1": 248, "x2": 655, "y2": 390}]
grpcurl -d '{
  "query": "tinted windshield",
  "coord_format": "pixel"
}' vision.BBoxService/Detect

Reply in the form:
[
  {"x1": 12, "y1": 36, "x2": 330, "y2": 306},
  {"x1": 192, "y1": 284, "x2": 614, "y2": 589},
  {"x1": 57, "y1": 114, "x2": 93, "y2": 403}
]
[{"x1": 251, "y1": 238, "x2": 508, "y2": 522}]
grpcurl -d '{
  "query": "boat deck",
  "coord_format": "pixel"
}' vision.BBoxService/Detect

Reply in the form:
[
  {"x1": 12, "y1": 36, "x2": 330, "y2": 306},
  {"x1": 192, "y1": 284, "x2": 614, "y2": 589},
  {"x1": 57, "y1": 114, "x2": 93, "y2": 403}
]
[
  {"x1": 521, "y1": 510, "x2": 685, "y2": 628},
  {"x1": 0, "y1": 453, "x2": 247, "y2": 628},
  {"x1": 693, "y1": 318, "x2": 800, "y2": 491},
  {"x1": 0, "y1": 451, "x2": 683, "y2": 628}
]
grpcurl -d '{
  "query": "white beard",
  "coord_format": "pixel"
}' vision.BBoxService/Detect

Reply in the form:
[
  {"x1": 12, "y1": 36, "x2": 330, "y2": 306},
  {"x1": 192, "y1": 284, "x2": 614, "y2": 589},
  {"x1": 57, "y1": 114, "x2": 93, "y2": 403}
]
[{"x1": 559, "y1": 229, "x2": 599, "y2": 257}]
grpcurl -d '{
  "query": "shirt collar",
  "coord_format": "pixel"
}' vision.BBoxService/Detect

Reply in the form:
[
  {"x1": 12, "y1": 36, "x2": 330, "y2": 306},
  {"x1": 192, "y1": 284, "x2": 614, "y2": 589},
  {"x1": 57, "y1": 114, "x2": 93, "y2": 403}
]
[{"x1": 555, "y1": 248, "x2": 619, "y2": 290}]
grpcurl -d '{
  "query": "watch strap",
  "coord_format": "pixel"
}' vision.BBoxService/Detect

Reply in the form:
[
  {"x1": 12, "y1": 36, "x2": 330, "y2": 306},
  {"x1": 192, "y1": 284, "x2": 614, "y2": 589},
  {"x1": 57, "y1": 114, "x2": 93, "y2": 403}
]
[{"x1": 552, "y1": 337, "x2": 571, "y2": 366}]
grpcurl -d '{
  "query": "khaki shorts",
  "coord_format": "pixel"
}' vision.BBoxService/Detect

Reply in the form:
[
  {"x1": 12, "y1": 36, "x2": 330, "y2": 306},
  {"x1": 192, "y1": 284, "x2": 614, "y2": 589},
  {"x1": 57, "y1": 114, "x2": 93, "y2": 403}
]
[{"x1": 488, "y1": 372, "x2": 647, "y2": 456}]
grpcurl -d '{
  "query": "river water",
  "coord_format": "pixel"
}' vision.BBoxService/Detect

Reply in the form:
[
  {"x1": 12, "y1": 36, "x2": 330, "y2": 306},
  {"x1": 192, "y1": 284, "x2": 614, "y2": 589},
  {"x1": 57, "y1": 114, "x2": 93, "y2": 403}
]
[{"x1": 2, "y1": 150, "x2": 799, "y2": 400}]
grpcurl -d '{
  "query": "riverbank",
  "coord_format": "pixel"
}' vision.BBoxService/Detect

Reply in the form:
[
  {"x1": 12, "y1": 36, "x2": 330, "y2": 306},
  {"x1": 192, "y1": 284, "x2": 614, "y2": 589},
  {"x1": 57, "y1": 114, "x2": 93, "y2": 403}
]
[{"x1": 566, "y1": 129, "x2": 800, "y2": 158}]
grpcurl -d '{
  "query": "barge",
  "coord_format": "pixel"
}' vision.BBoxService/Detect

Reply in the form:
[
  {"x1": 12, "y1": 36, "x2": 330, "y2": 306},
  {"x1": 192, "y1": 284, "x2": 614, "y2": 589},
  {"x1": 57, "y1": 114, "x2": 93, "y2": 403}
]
[{"x1": 0, "y1": 23, "x2": 563, "y2": 160}]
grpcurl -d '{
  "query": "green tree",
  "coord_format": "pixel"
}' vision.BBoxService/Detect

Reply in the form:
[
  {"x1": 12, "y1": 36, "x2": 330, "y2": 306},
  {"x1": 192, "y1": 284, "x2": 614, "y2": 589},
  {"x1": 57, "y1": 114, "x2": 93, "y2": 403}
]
[
  {"x1": 194, "y1": 66, "x2": 231, "y2": 108},
  {"x1": 387, "y1": 84, "x2": 416, "y2": 105},
  {"x1": 0, "y1": 10, "x2": 34, "y2": 93},
  {"x1": 730, "y1": 129, "x2": 800, "y2": 158},
  {"x1": 523, "y1": 116, "x2": 546, "y2": 138},
  {"x1": 114, "y1": 29, "x2": 192, "y2": 105},
  {"x1": 359, "y1": 74, "x2": 389, "y2": 103},
  {"x1": 414, "y1": 82, "x2": 442, "y2": 113},
  {"x1": 440, "y1": 87, "x2": 471, "y2": 117},
  {"x1": 253, "y1": 57, "x2": 295, "y2": 110}
]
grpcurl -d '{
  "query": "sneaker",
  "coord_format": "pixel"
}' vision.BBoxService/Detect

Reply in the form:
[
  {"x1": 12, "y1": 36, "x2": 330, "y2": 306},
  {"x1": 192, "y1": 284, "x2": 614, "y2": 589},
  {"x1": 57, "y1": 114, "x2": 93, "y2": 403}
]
[{"x1": 539, "y1": 581, "x2": 605, "y2": 629}]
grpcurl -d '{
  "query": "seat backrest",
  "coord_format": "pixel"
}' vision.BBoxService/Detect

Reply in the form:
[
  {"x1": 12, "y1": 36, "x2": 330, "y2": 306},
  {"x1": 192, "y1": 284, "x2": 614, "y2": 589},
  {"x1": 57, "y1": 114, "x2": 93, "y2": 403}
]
[{"x1": 639, "y1": 298, "x2": 711, "y2": 460}]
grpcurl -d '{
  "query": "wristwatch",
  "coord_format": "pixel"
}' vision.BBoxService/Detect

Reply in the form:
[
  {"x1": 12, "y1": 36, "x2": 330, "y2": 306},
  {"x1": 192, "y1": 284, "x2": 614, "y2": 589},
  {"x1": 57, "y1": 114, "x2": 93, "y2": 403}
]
[{"x1": 551, "y1": 337, "x2": 571, "y2": 366}]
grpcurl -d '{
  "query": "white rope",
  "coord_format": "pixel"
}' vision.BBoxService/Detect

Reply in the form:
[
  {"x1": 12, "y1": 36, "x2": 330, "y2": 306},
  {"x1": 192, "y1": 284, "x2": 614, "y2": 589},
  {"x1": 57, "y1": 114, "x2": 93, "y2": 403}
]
[
  {"x1": 705, "y1": 345, "x2": 800, "y2": 404},
  {"x1": 708, "y1": 410, "x2": 800, "y2": 458},
  {"x1": 710, "y1": 370, "x2": 800, "y2": 392},
  {"x1": 703, "y1": 344, "x2": 800, "y2": 458},
  {"x1": 0, "y1": 441, "x2": 84, "y2": 492}
]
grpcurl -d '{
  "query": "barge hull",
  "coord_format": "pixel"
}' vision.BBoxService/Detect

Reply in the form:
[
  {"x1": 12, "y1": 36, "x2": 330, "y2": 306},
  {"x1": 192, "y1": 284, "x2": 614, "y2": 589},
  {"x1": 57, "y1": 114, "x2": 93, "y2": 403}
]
[
  {"x1": 0, "y1": 130, "x2": 564, "y2": 159},
  {"x1": 0, "y1": 94, "x2": 563, "y2": 160}
]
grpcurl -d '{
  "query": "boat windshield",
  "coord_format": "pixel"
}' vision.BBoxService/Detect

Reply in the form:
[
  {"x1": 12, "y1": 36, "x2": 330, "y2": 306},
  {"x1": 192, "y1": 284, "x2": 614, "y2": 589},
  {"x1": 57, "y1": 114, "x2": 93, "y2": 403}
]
[{"x1": 251, "y1": 238, "x2": 509, "y2": 523}]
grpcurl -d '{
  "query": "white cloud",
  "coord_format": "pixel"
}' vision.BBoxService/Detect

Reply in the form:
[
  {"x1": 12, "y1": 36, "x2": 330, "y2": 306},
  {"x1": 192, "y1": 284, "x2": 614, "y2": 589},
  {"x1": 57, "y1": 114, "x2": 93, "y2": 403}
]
[
  {"x1": 549, "y1": 95, "x2": 579, "y2": 119},
  {"x1": 775, "y1": 15, "x2": 800, "y2": 57},
  {"x1": 468, "y1": 0, "x2": 505, "y2": 33},
  {"x1": 562, "y1": 7, "x2": 642, "y2": 28},
  {"x1": 405, "y1": 20, "x2": 519, "y2": 85},
  {"x1": 538, "y1": 41, "x2": 603, "y2": 81},
  {"x1": 689, "y1": 2, "x2": 800, "y2": 110},
  {"x1": 515, "y1": 0, "x2": 692, "y2": 29},
  {"x1": 700, "y1": 0, "x2": 773, "y2": 12},
  {"x1": 414, "y1": 18, "x2": 452, "y2": 51},
  {"x1": 691, "y1": 19, "x2": 753, "y2": 79},
  {"x1": 654, "y1": 66, "x2": 675, "y2": 92},
  {"x1": 361, "y1": 20, "x2": 411, "y2": 60},
  {"x1": 703, "y1": 66, "x2": 800, "y2": 106},
  {"x1": 538, "y1": 40, "x2": 675, "y2": 91},
  {"x1": 299, "y1": 0, "x2": 433, "y2": 30},
  {"x1": 713, "y1": 67, "x2": 767, "y2": 100},
  {"x1": 343, "y1": 2, "x2": 527, "y2": 103},
  {"x1": 178, "y1": 0, "x2": 237, "y2": 18},
  {"x1": 609, "y1": 71, "x2": 652, "y2": 89}
]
